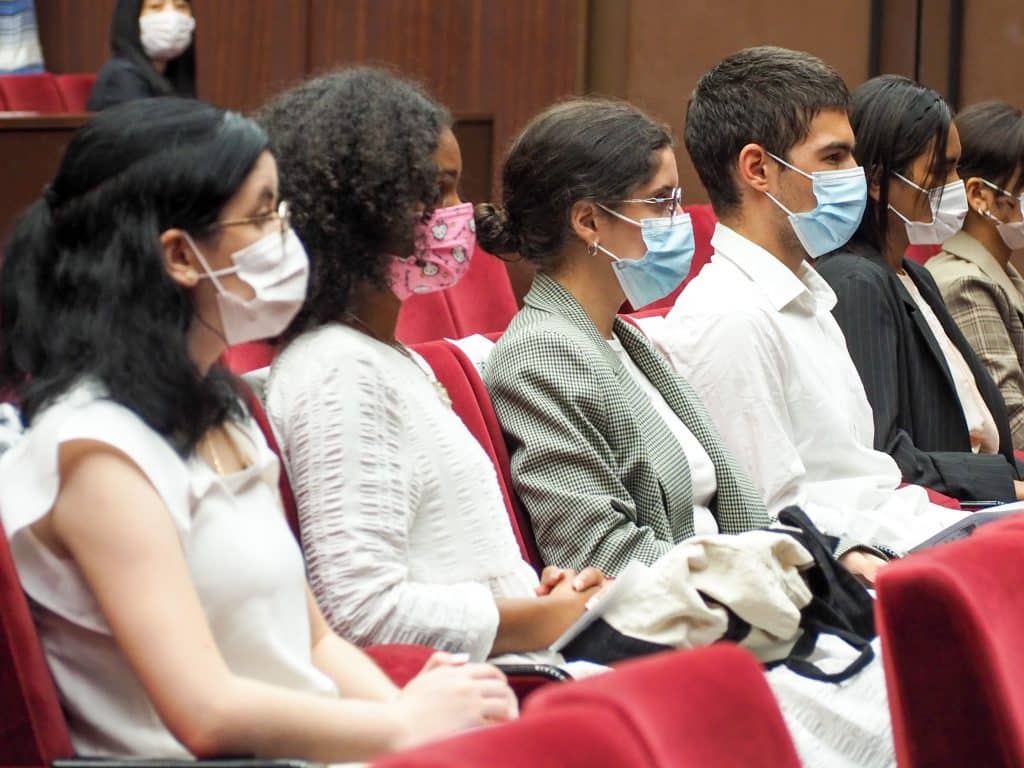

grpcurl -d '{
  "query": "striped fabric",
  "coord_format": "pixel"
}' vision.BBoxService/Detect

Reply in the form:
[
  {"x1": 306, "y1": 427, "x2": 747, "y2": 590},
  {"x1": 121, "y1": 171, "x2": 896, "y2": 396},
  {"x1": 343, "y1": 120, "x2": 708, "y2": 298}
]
[
  {"x1": 485, "y1": 272, "x2": 768, "y2": 575},
  {"x1": 0, "y1": 0, "x2": 44, "y2": 74}
]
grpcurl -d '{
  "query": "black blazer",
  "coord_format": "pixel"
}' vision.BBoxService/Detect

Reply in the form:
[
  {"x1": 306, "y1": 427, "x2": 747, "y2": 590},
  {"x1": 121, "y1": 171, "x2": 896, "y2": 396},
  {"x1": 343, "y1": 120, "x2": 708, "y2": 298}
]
[{"x1": 817, "y1": 240, "x2": 1018, "y2": 501}]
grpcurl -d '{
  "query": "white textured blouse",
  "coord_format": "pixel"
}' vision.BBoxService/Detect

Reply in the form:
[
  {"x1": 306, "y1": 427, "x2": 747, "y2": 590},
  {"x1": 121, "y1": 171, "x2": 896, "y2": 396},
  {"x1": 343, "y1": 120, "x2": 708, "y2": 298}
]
[
  {"x1": 0, "y1": 383, "x2": 337, "y2": 757},
  {"x1": 267, "y1": 324, "x2": 551, "y2": 663}
]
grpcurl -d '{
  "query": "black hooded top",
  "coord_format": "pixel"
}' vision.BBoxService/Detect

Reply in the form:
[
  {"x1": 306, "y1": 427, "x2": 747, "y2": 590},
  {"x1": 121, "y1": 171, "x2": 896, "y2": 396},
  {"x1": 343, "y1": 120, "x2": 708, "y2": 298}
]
[{"x1": 87, "y1": 0, "x2": 196, "y2": 112}]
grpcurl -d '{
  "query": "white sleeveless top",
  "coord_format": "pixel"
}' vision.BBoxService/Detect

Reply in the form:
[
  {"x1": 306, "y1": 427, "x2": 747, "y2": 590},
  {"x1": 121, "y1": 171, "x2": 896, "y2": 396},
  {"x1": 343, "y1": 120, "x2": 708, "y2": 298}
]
[{"x1": 0, "y1": 383, "x2": 337, "y2": 757}]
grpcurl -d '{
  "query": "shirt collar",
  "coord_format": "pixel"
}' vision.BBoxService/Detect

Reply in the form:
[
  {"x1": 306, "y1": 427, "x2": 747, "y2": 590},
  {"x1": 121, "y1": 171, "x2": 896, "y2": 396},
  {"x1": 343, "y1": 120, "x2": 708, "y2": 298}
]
[{"x1": 711, "y1": 223, "x2": 837, "y2": 313}]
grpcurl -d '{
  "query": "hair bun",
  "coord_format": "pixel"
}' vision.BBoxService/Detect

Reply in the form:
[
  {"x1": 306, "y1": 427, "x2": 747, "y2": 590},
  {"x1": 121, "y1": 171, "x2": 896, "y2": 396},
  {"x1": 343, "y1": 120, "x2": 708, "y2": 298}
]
[{"x1": 474, "y1": 202, "x2": 521, "y2": 256}]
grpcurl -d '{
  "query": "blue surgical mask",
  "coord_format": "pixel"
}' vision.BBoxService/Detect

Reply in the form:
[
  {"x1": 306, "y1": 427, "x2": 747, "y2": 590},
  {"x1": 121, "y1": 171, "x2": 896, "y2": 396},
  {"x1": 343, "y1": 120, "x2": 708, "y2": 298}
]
[
  {"x1": 765, "y1": 153, "x2": 867, "y2": 258},
  {"x1": 595, "y1": 206, "x2": 695, "y2": 308}
]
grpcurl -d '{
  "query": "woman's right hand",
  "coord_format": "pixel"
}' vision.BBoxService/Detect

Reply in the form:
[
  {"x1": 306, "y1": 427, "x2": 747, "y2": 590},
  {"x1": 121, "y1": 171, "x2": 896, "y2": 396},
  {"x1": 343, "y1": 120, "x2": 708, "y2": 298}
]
[{"x1": 392, "y1": 661, "x2": 517, "y2": 751}]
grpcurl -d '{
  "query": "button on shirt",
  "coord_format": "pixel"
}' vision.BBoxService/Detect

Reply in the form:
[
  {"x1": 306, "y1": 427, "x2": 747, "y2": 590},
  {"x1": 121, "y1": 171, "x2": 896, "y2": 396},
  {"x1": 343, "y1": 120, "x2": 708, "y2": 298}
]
[{"x1": 645, "y1": 224, "x2": 965, "y2": 553}]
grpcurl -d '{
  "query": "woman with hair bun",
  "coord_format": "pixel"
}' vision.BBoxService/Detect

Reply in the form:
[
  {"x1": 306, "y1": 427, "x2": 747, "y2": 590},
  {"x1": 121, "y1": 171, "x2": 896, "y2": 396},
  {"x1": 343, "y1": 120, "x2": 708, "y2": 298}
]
[{"x1": 481, "y1": 98, "x2": 769, "y2": 575}]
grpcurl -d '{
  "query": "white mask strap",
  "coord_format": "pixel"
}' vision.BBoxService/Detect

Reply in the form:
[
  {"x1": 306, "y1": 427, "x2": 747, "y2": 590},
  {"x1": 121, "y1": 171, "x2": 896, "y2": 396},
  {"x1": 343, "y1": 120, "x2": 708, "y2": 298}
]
[
  {"x1": 181, "y1": 232, "x2": 236, "y2": 292},
  {"x1": 596, "y1": 202, "x2": 641, "y2": 227}
]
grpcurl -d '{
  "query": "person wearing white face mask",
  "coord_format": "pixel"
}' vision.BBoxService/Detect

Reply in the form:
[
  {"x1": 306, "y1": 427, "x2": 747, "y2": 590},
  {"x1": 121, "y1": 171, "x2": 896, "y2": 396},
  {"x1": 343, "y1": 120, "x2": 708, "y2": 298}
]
[
  {"x1": 926, "y1": 101, "x2": 1024, "y2": 450},
  {"x1": 817, "y1": 76, "x2": 1024, "y2": 503},
  {"x1": 88, "y1": 0, "x2": 196, "y2": 112},
  {"x1": 0, "y1": 97, "x2": 517, "y2": 762}
]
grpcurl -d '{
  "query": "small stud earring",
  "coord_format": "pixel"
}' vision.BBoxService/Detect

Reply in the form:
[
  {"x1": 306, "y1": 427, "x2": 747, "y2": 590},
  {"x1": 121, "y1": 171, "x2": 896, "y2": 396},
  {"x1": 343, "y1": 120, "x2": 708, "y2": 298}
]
[{"x1": 186, "y1": 269, "x2": 198, "y2": 281}]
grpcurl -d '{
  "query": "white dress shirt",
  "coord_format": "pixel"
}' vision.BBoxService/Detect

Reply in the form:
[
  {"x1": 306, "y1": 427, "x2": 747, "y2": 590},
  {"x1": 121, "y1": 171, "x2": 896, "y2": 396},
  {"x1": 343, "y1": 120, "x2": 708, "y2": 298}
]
[{"x1": 645, "y1": 224, "x2": 965, "y2": 553}]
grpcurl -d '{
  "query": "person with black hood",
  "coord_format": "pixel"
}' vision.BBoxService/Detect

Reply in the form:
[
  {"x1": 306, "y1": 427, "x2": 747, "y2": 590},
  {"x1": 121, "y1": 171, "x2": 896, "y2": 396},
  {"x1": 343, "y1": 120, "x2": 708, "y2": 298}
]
[{"x1": 87, "y1": 0, "x2": 196, "y2": 112}]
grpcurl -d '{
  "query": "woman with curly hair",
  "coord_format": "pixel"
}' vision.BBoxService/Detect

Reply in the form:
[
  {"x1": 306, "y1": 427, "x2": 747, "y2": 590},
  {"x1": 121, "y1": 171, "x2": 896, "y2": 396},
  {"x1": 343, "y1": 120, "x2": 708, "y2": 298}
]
[
  {"x1": 0, "y1": 97, "x2": 514, "y2": 761},
  {"x1": 260, "y1": 68, "x2": 607, "y2": 668}
]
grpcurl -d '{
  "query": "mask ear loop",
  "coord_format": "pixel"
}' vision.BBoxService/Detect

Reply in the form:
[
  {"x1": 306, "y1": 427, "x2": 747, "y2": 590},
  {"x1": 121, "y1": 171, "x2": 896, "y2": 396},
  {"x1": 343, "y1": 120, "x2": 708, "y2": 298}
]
[{"x1": 181, "y1": 232, "x2": 237, "y2": 294}]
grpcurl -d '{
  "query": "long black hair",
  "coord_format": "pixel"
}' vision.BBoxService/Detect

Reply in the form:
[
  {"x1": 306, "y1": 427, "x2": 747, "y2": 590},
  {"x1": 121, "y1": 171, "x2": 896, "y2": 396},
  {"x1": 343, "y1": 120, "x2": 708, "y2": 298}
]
[
  {"x1": 475, "y1": 98, "x2": 672, "y2": 271},
  {"x1": 850, "y1": 75, "x2": 953, "y2": 254},
  {"x1": 0, "y1": 98, "x2": 268, "y2": 454},
  {"x1": 111, "y1": 0, "x2": 196, "y2": 98},
  {"x1": 258, "y1": 67, "x2": 450, "y2": 341}
]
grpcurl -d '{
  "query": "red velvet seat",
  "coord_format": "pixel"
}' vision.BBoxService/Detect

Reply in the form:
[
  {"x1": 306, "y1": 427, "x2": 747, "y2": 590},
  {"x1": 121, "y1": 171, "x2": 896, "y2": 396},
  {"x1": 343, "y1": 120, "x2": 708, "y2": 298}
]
[
  {"x1": 0, "y1": 86, "x2": 9, "y2": 111},
  {"x1": 396, "y1": 246, "x2": 521, "y2": 344},
  {"x1": 876, "y1": 517, "x2": 1024, "y2": 768},
  {"x1": 527, "y1": 644, "x2": 801, "y2": 768},
  {"x1": 53, "y1": 74, "x2": 96, "y2": 112},
  {"x1": 905, "y1": 244, "x2": 942, "y2": 265},
  {"x1": 371, "y1": 705, "x2": 650, "y2": 768},
  {"x1": 411, "y1": 340, "x2": 543, "y2": 568},
  {"x1": 0, "y1": 516, "x2": 74, "y2": 768},
  {"x1": 222, "y1": 340, "x2": 276, "y2": 375},
  {"x1": 444, "y1": 248, "x2": 518, "y2": 336},
  {"x1": 0, "y1": 73, "x2": 66, "y2": 113}
]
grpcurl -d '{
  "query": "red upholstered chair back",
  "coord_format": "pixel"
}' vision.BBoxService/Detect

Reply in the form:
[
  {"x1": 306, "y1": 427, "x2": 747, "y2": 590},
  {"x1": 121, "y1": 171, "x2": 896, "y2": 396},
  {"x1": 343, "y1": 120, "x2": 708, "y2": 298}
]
[
  {"x1": 631, "y1": 203, "x2": 718, "y2": 312},
  {"x1": 396, "y1": 246, "x2": 520, "y2": 344},
  {"x1": 371, "y1": 705, "x2": 651, "y2": 768},
  {"x1": 411, "y1": 340, "x2": 543, "y2": 569},
  {"x1": 875, "y1": 518, "x2": 1024, "y2": 768},
  {"x1": 236, "y1": 380, "x2": 300, "y2": 541},
  {"x1": 0, "y1": 73, "x2": 66, "y2": 113},
  {"x1": 0, "y1": 520, "x2": 74, "y2": 767},
  {"x1": 222, "y1": 340, "x2": 276, "y2": 375},
  {"x1": 905, "y1": 244, "x2": 942, "y2": 265},
  {"x1": 527, "y1": 645, "x2": 801, "y2": 768},
  {"x1": 395, "y1": 291, "x2": 457, "y2": 344},
  {"x1": 0, "y1": 85, "x2": 8, "y2": 110},
  {"x1": 445, "y1": 247, "x2": 518, "y2": 336},
  {"x1": 53, "y1": 74, "x2": 96, "y2": 112}
]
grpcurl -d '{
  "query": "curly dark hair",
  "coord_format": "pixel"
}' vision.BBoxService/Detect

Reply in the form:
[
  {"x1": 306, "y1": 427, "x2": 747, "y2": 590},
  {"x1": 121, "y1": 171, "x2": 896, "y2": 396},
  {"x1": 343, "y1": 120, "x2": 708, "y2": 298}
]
[{"x1": 258, "y1": 67, "x2": 450, "y2": 340}]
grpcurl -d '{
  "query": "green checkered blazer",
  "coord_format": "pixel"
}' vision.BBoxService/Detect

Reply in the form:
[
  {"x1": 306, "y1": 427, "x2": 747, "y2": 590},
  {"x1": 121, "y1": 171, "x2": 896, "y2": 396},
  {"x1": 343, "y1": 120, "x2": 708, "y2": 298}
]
[{"x1": 485, "y1": 273, "x2": 769, "y2": 576}]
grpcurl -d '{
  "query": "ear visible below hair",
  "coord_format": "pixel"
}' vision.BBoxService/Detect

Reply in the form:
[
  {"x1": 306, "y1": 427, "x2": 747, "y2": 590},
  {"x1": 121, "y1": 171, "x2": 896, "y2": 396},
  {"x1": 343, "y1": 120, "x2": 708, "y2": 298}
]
[
  {"x1": 569, "y1": 199, "x2": 600, "y2": 251},
  {"x1": 867, "y1": 167, "x2": 884, "y2": 203},
  {"x1": 161, "y1": 229, "x2": 201, "y2": 288},
  {"x1": 964, "y1": 176, "x2": 992, "y2": 214},
  {"x1": 736, "y1": 143, "x2": 772, "y2": 195}
]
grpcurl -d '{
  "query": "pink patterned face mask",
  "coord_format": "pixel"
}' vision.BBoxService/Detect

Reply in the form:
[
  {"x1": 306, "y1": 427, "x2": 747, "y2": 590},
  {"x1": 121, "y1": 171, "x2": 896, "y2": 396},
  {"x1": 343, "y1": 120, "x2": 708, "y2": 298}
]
[{"x1": 389, "y1": 202, "x2": 476, "y2": 300}]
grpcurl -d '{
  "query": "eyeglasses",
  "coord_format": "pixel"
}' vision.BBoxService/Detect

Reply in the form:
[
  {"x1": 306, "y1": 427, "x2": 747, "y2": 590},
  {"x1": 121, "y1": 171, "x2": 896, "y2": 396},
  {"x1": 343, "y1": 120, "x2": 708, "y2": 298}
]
[
  {"x1": 211, "y1": 200, "x2": 291, "y2": 236},
  {"x1": 612, "y1": 186, "x2": 683, "y2": 216}
]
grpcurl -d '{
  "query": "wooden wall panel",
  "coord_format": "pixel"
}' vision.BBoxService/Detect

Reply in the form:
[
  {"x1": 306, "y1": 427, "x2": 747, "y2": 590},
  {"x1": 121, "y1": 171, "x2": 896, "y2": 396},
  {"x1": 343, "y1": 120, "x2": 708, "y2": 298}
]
[
  {"x1": 307, "y1": 0, "x2": 584, "y2": 195},
  {"x1": 35, "y1": 0, "x2": 117, "y2": 73},
  {"x1": 960, "y1": 0, "x2": 1024, "y2": 108},
  {"x1": 191, "y1": 0, "x2": 309, "y2": 112},
  {"x1": 588, "y1": 0, "x2": 872, "y2": 205}
]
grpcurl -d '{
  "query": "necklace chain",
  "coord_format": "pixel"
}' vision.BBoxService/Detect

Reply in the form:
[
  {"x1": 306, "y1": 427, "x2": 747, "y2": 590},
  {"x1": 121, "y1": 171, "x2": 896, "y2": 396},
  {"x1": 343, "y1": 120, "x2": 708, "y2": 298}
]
[{"x1": 342, "y1": 313, "x2": 453, "y2": 409}]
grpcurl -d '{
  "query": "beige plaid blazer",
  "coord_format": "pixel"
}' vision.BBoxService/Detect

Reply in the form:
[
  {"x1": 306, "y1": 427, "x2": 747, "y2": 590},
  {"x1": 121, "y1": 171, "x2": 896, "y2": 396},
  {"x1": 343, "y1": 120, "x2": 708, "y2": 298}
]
[
  {"x1": 484, "y1": 273, "x2": 768, "y2": 576},
  {"x1": 928, "y1": 230, "x2": 1024, "y2": 450}
]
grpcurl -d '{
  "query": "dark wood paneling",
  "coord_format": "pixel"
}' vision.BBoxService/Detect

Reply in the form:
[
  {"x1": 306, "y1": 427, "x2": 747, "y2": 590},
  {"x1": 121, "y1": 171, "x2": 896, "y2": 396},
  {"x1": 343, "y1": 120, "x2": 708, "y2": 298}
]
[
  {"x1": 192, "y1": 0, "x2": 309, "y2": 112},
  {"x1": 0, "y1": 114, "x2": 89, "y2": 243},
  {"x1": 35, "y1": 0, "x2": 118, "y2": 73},
  {"x1": 960, "y1": 0, "x2": 1024, "y2": 108},
  {"x1": 589, "y1": 0, "x2": 872, "y2": 205},
  {"x1": 451, "y1": 118, "x2": 492, "y2": 207},
  {"x1": 308, "y1": 0, "x2": 584, "y2": 196}
]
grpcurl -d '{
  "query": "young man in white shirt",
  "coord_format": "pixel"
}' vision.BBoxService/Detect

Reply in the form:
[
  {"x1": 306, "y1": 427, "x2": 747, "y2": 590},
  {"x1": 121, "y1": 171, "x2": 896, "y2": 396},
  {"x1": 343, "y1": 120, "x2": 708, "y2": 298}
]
[{"x1": 646, "y1": 47, "x2": 966, "y2": 583}]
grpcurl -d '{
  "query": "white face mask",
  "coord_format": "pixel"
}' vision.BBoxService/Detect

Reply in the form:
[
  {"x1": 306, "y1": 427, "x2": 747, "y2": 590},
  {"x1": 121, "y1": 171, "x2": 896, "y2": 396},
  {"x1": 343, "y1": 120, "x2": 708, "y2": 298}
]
[
  {"x1": 889, "y1": 173, "x2": 968, "y2": 245},
  {"x1": 184, "y1": 227, "x2": 310, "y2": 346},
  {"x1": 140, "y1": 10, "x2": 195, "y2": 62},
  {"x1": 980, "y1": 179, "x2": 1024, "y2": 251}
]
